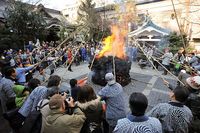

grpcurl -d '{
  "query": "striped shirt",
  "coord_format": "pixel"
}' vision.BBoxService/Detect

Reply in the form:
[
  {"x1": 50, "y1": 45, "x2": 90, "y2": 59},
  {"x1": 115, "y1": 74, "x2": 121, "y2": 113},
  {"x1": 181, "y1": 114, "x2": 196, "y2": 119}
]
[
  {"x1": 18, "y1": 86, "x2": 48, "y2": 117},
  {"x1": 114, "y1": 115, "x2": 162, "y2": 133},
  {"x1": 147, "y1": 102, "x2": 193, "y2": 133}
]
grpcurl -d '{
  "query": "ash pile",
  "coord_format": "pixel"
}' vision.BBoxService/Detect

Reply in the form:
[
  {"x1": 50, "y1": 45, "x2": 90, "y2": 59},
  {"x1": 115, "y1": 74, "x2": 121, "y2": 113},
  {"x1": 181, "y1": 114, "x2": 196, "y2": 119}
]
[{"x1": 89, "y1": 56, "x2": 131, "y2": 86}]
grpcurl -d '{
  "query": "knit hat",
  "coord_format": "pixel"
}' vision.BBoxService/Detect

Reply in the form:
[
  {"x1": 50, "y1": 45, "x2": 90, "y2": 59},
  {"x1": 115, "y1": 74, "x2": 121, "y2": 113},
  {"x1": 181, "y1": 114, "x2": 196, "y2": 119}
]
[
  {"x1": 186, "y1": 76, "x2": 200, "y2": 90},
  {"x1": 49, "y1": 94, "x2": 64, "y2": 110},
  {"x1": 105, "y1": 73, "x2": 116, "y2": 85}
]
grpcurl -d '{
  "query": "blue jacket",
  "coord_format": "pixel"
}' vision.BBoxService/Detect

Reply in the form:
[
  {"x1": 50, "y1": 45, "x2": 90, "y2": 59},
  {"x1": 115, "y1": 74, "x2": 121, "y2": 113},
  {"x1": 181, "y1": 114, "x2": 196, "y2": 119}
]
[
  {"x1": 0, "y1": 77, "x2": 16, "y2": 113},
  {"x1": 16, "y1": 65, "x2": 34, "y2": 83},
  {"x1": 98, "y1": 83, "x2": 126, "y2": 126},
  {"x1": 19, "y1": 86, "x2": 48, "y2": 117}
]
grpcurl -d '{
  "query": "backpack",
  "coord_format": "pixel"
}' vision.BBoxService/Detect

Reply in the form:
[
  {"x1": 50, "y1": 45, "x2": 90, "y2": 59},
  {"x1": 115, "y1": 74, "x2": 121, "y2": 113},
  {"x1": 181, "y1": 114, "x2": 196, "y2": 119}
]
[
  {"x1": 185, "y1": 92, "x2": 200, "y2": 133},
  {"x1": 3, "y1": 108, "x2": 25, "y2": 132},
  {"x1": 20, "y1": 100, "x2": 48, "y2": 133},
  {"x1": 80, "y1": 101, "x2": 104, "y2": 133},
  {"x1": 187, "y1": 92, "x2": 200, "y2": 119}
]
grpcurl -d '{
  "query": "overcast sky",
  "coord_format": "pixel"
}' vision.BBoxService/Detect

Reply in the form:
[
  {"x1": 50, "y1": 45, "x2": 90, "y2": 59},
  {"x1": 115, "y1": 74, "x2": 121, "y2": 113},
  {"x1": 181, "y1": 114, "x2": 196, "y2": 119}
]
[
  {"x1": 22, "y1": 0, "x2": 77, "y2": 10},
  {"x1": 41, "y1": 0, "x2": 76, "y2": 10},
  {"x1": 23, "y1": 0, "x2": 150, "y2": 10},
  {"x1": 23, "y1": 0, "x2": 117, "y2": 10}
]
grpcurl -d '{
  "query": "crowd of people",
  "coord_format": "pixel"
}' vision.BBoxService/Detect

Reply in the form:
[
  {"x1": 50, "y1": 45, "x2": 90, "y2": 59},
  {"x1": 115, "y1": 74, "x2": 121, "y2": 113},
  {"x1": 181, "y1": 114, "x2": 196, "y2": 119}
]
[
  {"x1": 1, "y1": 69, "x2": 200, "y2": 133},
  {"x1": 0, "y1": 40, "x2": 102, "y2": 81},
  {"x1": 0, "y1": 39, "x2": 200, "y2": 133},
  {"x1": 0, "y1": 40, "x2": 101, "y2": 132},
  {"x1": 126, "y1": 42, "x2": 200, "y2": 77},
  {"x1": 125, "y1": 43, "x2": 200, "y2": 133}
]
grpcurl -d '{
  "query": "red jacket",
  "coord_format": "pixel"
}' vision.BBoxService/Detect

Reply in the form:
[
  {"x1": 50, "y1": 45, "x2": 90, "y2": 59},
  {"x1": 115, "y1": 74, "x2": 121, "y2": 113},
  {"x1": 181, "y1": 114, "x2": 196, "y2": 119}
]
[{"x1": 67, "y1": 51, "x2": 72, "y2": 62}]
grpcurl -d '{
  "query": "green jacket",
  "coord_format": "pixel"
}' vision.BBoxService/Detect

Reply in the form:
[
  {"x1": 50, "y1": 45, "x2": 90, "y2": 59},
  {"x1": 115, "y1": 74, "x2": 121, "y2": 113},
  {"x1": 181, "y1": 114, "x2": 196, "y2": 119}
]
[{"x1": 13, "y1": 85, "x2": 28, "y2": 107}]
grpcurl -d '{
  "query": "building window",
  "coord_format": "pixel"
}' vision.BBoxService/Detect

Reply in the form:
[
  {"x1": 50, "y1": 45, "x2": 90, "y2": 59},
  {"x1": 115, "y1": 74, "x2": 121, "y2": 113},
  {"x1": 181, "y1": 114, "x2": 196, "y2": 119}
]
[
  {"x1": 138, "y1": 36, "x2": 149, "y2": 39},
  {"x1": 152, "y1": 36, "x2": 161, "y2": 39}
]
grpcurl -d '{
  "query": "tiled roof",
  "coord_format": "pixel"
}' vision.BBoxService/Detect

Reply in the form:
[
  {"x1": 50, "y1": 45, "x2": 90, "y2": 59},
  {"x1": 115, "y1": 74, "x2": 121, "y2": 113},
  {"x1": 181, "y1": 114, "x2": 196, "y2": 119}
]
[
  {"x1": 129, "y1": 19, "x2": 170, "y2": 36},
  {"x1": 0, "y1": 1, "x2": 70, "y2": 25},
  {"x1": 135, "y1": 0, "x2": 164, "y2": 5},
  {"x1": 140, "y1": 19, "x2": 170, "y2": 33}
]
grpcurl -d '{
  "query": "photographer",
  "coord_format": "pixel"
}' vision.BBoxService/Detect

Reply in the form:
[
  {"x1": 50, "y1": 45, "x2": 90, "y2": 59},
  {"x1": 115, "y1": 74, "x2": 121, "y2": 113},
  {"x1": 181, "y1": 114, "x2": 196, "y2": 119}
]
[{"x1": 42, "y1": 94, "x2": 86, "y2": 133}]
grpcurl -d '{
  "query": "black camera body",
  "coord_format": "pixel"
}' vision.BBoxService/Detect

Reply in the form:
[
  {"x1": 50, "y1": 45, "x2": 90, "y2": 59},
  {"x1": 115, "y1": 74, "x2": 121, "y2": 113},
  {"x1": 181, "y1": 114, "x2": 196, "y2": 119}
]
[
  {"x1": 60, "y1": 90, "x2": 75, "y2": 115},
  {"x1": 60, "y1": 90, "x2": 70, "y2": 99}
]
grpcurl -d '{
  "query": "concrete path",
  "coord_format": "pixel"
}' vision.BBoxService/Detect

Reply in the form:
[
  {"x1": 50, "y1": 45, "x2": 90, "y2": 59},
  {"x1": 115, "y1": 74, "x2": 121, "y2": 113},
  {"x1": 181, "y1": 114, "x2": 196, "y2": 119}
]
[{"x1": 54, "y1": 61, "x2": 177, "y2": 112}]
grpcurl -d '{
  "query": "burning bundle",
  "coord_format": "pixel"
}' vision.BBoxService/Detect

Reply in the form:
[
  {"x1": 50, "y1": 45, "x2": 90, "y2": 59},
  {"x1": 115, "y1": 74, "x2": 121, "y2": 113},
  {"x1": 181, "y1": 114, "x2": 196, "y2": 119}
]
[
  {"x1": 90, "y1": 56, "x2": 131, "y2": 86},
  {"x1": 90, "y1": 25, "x2": 131, "y2": 86}
]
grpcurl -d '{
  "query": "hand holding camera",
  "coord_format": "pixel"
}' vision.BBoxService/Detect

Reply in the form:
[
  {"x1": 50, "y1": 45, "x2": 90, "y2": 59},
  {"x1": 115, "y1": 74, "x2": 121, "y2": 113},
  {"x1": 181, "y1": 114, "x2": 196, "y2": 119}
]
[
  {"x1": 61, "y1": 92, "x2": 67, "y2": 100},
  {"x1": 60, "y1": 91, "x2": 76, "y2": 114},
  {"x1": 66, "y1": 97, "x2": 75, "y2": 108}
]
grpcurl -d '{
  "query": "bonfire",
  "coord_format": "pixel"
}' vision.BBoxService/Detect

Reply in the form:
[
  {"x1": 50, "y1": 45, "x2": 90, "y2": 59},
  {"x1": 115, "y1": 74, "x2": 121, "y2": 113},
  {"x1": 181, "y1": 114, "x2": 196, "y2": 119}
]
[{"x1": 89, "y1": 25, "x2": 131, "y2": 86}]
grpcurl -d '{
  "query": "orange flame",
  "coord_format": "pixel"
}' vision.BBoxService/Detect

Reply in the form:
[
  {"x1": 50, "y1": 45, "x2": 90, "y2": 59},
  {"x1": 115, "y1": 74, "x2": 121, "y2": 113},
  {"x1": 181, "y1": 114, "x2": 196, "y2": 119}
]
[{"x1": 97, "y1": 25, "x2": 127, "y2": 59}]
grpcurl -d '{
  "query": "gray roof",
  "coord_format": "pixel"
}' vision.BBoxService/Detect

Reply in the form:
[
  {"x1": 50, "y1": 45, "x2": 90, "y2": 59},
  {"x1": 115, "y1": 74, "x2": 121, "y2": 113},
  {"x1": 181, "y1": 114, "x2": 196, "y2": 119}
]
[
  {"x1": 140, "y1": 19, "x2": 170, "y2": 33},
  {"x1": 95, "y1": 4, "x2": 115, "y2": 12},
  {"x1": 0, "y1": 1, "x2": 70, "y2": 25},
  {"x1": 129, "y1": 19, "x2": 170, "y2": 36},
  {"x1": 136, "y1": 0, "x2": 164, "y2": 5}
]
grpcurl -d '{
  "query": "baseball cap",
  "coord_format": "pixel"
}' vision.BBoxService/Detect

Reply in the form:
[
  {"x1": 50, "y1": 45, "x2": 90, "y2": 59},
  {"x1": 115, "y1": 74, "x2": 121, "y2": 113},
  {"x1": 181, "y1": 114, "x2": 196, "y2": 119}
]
[{"x1": 105, "y1": 73, "x2": 116, "y2": 85}]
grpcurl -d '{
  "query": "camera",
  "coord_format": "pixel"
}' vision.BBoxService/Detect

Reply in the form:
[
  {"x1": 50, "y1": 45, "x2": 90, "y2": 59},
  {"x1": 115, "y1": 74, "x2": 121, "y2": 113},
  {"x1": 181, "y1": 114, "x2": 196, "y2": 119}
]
[
  {"x1": 60, "y1": 90, "x2": 74, "y2": 114},
  {"x1": 60, "y1": 90, "x2": 70, "y2": 99}
]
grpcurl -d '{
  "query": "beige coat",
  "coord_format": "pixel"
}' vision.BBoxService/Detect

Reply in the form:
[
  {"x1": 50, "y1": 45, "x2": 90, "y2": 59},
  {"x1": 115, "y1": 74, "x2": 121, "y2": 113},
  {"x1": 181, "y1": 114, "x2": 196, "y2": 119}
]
[{"x1": 42, "y1": 106, "x2": 86, "y2": 133}]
